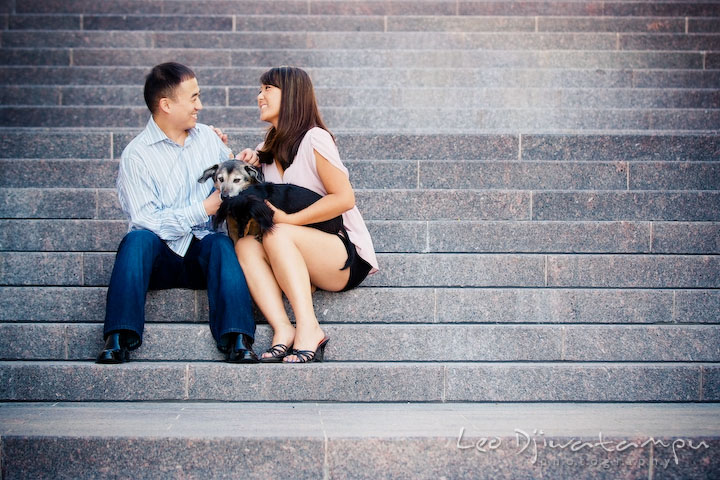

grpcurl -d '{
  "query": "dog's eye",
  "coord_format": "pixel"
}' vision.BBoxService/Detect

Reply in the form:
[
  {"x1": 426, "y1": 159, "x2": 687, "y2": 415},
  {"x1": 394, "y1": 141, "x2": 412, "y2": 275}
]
[
  {"x1": 233, "y1": 178, "x2": 241, "y2": 183},
  {"x1": 217, "y1": 176, "x2": 224, "y2": 182}
]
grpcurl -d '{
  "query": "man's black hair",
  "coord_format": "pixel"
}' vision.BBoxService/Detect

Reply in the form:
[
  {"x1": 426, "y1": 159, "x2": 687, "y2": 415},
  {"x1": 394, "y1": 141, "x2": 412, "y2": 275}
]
[{"x1": 143, "y1": 62, "x2": 196, "y2": 114}]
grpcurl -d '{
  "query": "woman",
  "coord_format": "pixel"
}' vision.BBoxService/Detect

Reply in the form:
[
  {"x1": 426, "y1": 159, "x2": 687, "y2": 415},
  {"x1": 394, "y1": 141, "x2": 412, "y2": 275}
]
[{"x1": 234, "y1": 66, "x2": 379, "y2": 363}]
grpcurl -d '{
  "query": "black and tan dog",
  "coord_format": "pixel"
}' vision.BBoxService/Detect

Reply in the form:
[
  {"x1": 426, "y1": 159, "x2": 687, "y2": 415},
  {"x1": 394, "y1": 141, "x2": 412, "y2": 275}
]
[{"x1": 198, "y1": 160, "x2": 345, "y2": 245}]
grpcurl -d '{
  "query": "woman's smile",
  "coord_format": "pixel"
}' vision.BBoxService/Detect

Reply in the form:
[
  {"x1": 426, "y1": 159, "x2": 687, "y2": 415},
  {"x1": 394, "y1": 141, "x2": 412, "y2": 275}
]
[{"x1": 258, "y1": 84, "x2": 281, "y2": 126}]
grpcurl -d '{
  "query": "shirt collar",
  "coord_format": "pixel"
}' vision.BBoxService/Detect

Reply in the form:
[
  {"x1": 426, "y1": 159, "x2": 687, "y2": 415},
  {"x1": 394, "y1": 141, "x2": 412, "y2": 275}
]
[{"x1": 142, "y1": 116, "x2": 198, "y2": 146}]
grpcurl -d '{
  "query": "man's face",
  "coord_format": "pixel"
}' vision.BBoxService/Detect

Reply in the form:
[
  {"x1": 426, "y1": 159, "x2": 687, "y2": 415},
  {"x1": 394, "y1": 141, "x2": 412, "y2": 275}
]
[{"x1": 166, "y1": 76, "x2": 203, "y2": 130}]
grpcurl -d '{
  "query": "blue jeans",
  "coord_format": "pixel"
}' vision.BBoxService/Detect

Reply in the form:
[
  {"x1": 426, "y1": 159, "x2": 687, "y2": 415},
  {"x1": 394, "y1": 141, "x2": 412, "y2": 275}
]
[{"x1": 103, "y1": 230, "x2": 255, "y2": 351}]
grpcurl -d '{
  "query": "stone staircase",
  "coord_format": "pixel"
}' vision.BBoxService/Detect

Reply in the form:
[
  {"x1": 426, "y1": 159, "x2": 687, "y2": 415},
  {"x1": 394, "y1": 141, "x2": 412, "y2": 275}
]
[{"x1": 1, "y1": 0, "x2": 719, "y2": 478}]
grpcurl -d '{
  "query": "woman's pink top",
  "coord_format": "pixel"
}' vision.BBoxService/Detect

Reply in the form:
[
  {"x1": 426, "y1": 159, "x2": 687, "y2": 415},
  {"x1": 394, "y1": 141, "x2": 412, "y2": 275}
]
[{"x1": 258, "y1": 127, "x2": 379, "y2": 274}]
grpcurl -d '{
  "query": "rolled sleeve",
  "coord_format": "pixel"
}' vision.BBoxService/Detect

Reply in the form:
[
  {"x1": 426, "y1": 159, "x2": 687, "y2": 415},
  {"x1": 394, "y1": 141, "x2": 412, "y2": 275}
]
[
  {"x1": 119, "y1": 150, "x2": 206, "y2": 242},
  {"x1": 183, "y1": 200, "x2": 210, "y2": 229}
]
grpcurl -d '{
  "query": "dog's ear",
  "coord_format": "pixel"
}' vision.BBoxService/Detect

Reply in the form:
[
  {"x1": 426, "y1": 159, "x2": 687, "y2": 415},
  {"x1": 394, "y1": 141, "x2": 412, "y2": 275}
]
[
  {"x1": 198, "y1": 164, "x2": 219, "y2": 183},
  {"x1": 245, "y1": 165, "x2": 264, "y2": 184}
]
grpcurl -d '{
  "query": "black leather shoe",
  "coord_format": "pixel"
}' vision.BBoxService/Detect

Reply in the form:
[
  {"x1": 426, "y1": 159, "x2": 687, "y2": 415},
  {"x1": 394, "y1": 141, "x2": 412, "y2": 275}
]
[
  {"x1": 226, "y1": 333, "x2": 259, "y2": 363},
  {"x1": 96, "y1": 332, "x2": 129, "y2": 364}
]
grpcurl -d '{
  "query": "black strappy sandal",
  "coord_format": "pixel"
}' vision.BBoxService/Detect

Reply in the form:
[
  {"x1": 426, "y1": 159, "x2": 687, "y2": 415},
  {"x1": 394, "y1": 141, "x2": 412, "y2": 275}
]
[
  {"x1": 284, "y1": 337, "x2": 329, "y2": 364},
  {"x1": 259, "y1": 343, "x2": 291, "y2": 363}
]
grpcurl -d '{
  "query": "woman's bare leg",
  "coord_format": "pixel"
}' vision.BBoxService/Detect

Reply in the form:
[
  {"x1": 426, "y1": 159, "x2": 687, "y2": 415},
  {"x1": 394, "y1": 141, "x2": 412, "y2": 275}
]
[
  {"x1": 260, "y1": 224, "x2": 350, "y2": 362},
  {"x1": 234, "y1": 236, "x2": 295, "y2": 358}
]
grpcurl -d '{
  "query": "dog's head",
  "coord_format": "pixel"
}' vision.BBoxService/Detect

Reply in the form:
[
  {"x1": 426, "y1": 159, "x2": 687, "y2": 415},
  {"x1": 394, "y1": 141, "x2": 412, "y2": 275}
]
[{"x1": 198, "y1": 160, "x2": 264, "y2": 199}]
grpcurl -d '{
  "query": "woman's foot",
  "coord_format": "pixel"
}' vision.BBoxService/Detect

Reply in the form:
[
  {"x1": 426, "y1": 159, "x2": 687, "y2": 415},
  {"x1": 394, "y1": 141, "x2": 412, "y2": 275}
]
[
  {"x1": 260, "y1": 324, "x2": 295, "y2": 361},
  {"x1": 259, "y1": 343, "x2": 291, "y2": 363},
  {"x1": 284, "y1": 336, "x2": 329, "y2": 363},
  {"x1": 283, "y1": 326, "x2": 327, "y2": 363}
]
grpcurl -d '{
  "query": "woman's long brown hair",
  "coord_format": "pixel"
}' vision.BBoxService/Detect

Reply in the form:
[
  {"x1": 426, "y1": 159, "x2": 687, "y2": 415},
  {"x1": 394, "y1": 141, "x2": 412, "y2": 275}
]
[{"x1": 257, "y1": 66, "x2": 334, "y2": 170}]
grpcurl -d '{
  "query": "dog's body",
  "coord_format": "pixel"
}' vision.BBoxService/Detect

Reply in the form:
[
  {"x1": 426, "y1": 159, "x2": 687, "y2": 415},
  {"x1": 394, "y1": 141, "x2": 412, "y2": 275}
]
[
  {"x1": 198, "y1": 160, "x2": 263, "y2": 242},
  {"x1": 218, "y1": 182, "x2": 345, "y2": 239},
  {"x1": 198, "y1": 160, "x2": 345, "y2": 244}
]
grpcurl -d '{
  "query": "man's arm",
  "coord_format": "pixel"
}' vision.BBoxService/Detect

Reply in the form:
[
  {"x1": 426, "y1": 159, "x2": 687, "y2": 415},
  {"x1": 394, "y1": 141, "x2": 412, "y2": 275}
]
[{"x1": 117, "y1": 153, "x2": 210, "y2": 241}]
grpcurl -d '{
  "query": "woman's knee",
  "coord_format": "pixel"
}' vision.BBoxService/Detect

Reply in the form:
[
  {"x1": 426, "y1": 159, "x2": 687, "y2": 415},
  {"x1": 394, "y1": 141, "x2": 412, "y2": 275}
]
[
  {"x1": 235, "y1": 236, "x2": 264, "y2": 265},
  {"x1": 261, "y1": 224, "x2": 295, "y2": 250}
]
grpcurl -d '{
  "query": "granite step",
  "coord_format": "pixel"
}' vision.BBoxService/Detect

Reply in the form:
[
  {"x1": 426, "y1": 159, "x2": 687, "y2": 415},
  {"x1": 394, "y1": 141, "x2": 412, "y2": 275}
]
[
  {"x1": 4, "y1": 30, "x2": 720, "y2": 51},
  {"x1": 1, "y1": 131, "x2": 717, "y2": 161},
  {"x1": 2, "y1": 286, "x2": 717, "y2": 325},
  {"x1": 2, "y1": 219, "x2": 719, "y2": 255},
  {"x1": 1, "y1": 1, "x2": 717, "y2": 469},
  {"x1": 0, "y1": 47, "x2": 713, "y2": 69},
  {"x1": 12, "y1": 0, "x2": 720, "y2": 17},
  {"x1": 3, "y1": 188, "x2": 719, "y2": 221},
  {"x1": 3, "y1": 105, "x2": 720, "y2": 131},
  {"x1": 2, "y1": 251, "x2": 719, "y2": 288},
  {"x1": 0, "y1": 360, "x2": 715, "y2": 402},
  {"x1": 3, "y1": 159, "x2": 719, "y2": 191},
  {"x1": 6, "y1": 14, "x2": 717, "y2": 33},
  {"x1": 4, "y1": 66, "x2": 720, "y2": 89},
  {"x1": 1, "y1": 402, "x2": 718, "y2": 479},
  {"x1": 2, "y1": 322, "x2": 719, "y2": 362},
  {"x1": 2, "y1": 86, "x2": 718, "y2": 110}
]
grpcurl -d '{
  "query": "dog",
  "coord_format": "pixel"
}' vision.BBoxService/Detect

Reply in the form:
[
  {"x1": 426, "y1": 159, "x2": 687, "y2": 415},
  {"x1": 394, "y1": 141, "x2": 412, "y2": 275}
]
[
  {"x1": 198, "y1": 160, "x2": 264, "y2": 242},
  {"x1": 197, "y1": 160, "x2": 347, "y2": 253}
]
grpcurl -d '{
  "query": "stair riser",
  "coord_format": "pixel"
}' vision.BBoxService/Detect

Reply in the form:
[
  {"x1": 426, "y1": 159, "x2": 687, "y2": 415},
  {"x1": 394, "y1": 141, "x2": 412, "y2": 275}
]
[
  {"x1": 4, "y1": 434, "x2": 719, "y2": 480},
  {"x1": 3, "y1": 86, "x2": 718, "y2": 109},
  {"x1": 0, "y1": 362, "x2": 713, "y2": 401},
  {"x1": 2, "y1": 286, "x2": 717, "y2": 324},
  {"x1": 2, "y1": 323, "x2": 719, "y2": 362},
  {"x1": 7, "y1": 14, "x2": 716, "y2": 33},
  {"x1": 0, "y1": 47, "x2": 711, "y2": 69},
  {"x1": 2, "y1": 219, "x2": 719, "y2": 255},
  {"x1": 4, "y1": 66, "x2": 720, "y2": 89},
  {"x1": 12, "y1": 0, "x2": 720, "y2": 16},
  {"x1": 4, "y1": 189, "x2": 719, "y2": 222},
  {"x1": 4, "y1": 159, "x2": 719, "y2": 190},
  {"x1": 2, "y1": 31, "x2": 720, "y2": 50},
  {"x1": 2, "y1": 252, "x2": 719, "y2": 288},
  {"x1": 11, "y1": 132, "x2": 708, "y2": 162},
  {"x1": 2, "y1": 436, "x2": 325, "y2": 480},
  {"x1": 4, "y1": 106, "x2": 719, "y2": 130}
]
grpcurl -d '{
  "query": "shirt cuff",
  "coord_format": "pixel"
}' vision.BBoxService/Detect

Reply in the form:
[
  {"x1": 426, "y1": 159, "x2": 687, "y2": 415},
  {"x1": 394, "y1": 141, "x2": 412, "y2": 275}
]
[{"x1": 184, "y1": 201, "x2": 209, "y2": 229}]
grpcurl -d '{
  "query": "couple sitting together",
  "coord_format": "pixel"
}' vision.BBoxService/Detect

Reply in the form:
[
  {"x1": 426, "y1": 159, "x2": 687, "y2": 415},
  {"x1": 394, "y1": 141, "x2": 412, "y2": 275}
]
[{"x1": 96, "y1": 62, "x2": 378, "y2": 365}]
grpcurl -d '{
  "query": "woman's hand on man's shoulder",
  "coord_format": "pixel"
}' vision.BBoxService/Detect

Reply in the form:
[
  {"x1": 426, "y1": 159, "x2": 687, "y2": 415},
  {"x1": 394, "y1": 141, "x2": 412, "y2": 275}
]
[
  {"x1": 208, "y1": 125, "x2": 229, "y2": 145},
  {"x1": 235, "y1": 148, "x2": 260, "y2": 166}
]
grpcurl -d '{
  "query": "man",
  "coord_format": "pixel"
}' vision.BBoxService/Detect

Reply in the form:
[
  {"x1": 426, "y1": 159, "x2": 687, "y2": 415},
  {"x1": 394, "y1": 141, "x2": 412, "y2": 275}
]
[{"x1": 97, "y1": 62, "x2": 258, "y2": 364}]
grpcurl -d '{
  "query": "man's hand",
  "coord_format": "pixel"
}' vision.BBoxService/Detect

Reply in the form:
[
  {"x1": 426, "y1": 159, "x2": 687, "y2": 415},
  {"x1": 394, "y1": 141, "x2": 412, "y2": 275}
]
[
  {"x1": 236, "y1": 148, "x2": 260, "y2": 166},
  {"x1": 208, "y1": 125, "x2": 228, "y2": 145},
  {"x1": 203, "y1": 190, "x2": 222, "y2": 216}
]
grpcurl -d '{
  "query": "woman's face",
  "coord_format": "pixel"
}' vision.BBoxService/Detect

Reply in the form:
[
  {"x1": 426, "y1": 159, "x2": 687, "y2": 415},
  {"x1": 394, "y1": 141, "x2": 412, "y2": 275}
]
[{"x1": 258, "y1": 84, "x2": 281, "y2": 127}]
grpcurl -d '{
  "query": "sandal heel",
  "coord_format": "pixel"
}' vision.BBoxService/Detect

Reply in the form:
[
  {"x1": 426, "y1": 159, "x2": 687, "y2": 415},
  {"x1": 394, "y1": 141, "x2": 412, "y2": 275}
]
[
  {"x1": 284, "y1": 336, "x2": 329, "y2": 364},
  {"x1": 313, "y1": 337, "x2": 330, "y2": 362}
]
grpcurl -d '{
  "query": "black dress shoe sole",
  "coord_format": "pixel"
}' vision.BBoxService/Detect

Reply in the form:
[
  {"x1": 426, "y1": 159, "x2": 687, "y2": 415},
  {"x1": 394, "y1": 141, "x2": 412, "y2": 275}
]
[
  {"x1": 226, "y1": 348, "x2": 260, "y2": 363},
  {"x1": 95, "y1": 350, "x2": 129, "y2": 364},
  {"x1": 226, "y1": 356, "x2": 260, "y2": 364}
]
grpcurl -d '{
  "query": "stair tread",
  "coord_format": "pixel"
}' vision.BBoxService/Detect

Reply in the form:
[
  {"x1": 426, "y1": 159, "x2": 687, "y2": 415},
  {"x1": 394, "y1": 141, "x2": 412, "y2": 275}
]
[{"x1": 2, "y1": 401, "x2": 718, "y2": 437}]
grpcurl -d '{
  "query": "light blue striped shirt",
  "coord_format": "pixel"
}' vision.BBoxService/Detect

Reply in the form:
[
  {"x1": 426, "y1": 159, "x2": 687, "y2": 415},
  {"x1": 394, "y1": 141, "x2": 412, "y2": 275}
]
[{"x1": 117, "y1": 117, "x2": 231, "y2": 257}]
